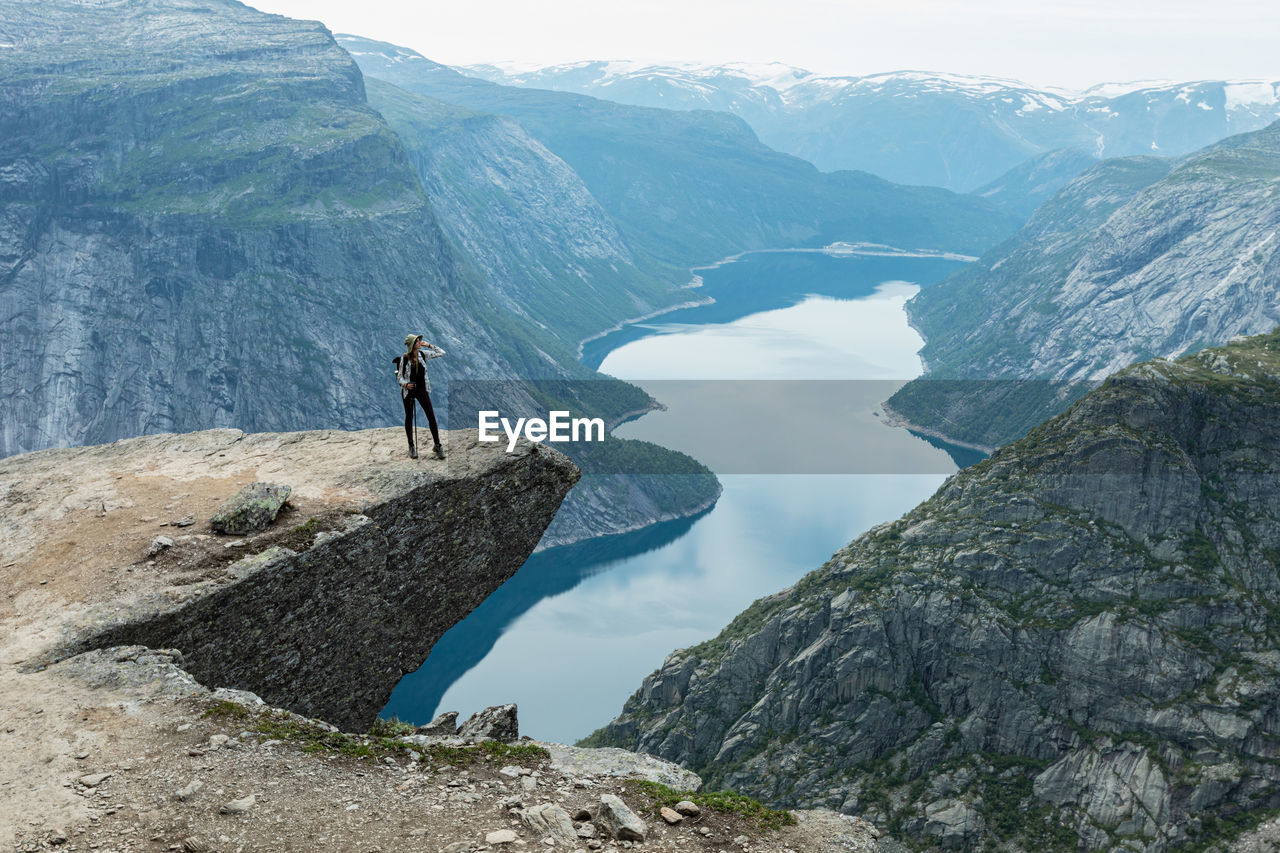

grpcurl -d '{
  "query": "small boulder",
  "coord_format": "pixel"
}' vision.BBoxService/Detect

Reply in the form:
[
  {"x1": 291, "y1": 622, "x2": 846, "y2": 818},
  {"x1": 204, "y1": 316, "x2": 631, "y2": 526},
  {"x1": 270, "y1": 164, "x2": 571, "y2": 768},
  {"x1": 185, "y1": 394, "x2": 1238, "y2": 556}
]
[
  {"x1": 458, "y1": 704, "x2": 518, "y2": 742},
  {"x1": 417, "y1": 710, "x2": 459, "y2": 737},
  {"x1": 571, "y1": 808, "x2": 593, "y2": 822},
  {"x1": 597, "y1": 794, "x2": 646, "y2": 841},
  {"x1": 660, "y1": 806, "x2": 683, "y2": 825},
  {"x1": 78, "y1": 772, "x2": 112, "y2": 787},
  {"x1": 485, "y1": 829, "x2": 518, "y2": 845},
  {"x1": 219, "y1": 794, "x2": 255, "y2": 815},
  {"x1": 675, "y1": 800, "x2": 701, "y2": 817},
  {"x1": 520, "y1": 803, "x2": 579, "y2": 846},
  {"x1": 148, "y1": 535, "x2": 174, "y2": 556},
  {"x1": 210, "y1": 482, "x2": 291, "y2": 535},
  {"x1": 174, "y1": 779, "x2": 203, "y2": 801},
  {"x1": 441, "y1": 843, "x2": 474, "y2": 853}
]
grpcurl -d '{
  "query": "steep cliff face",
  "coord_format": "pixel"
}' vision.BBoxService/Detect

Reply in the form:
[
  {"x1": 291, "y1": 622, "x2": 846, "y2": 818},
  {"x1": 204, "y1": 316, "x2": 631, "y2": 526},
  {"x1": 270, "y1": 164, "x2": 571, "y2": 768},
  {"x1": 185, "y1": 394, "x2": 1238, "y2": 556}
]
[
  {"x1": 888, "y1": 121, "x2": 1280, "y2": 449},
  {"x1": 3, "y1": 427, "x2": 578, "y2": 731},
  {"x1": 365, "y1": 79, "x2": 679, "y2": 349},
  {"x1": 593, "y1": 331, "x2": 1280, "y2": 851},
  {"x1": 0, "y1": 0, "x2": 510, "y2": 457}
]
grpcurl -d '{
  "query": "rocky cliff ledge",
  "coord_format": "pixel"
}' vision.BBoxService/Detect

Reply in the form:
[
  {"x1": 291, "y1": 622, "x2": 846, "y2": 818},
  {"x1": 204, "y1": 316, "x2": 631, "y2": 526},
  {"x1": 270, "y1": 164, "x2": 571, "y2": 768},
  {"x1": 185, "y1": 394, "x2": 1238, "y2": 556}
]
[
  {"x1": 0, "y1": 427, "x2": 877, "y2": 852},
  {"x1": 592, "y1": 331, "x2": 1280, "y2": 852},
  {"x1": 1, "y1": 427, "x2": 578, "y2": 732}
]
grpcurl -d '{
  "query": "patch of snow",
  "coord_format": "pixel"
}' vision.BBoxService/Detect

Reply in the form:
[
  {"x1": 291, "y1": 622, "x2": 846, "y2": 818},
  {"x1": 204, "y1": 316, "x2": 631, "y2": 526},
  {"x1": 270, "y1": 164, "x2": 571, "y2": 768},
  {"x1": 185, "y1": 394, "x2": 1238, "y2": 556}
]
[
  {"x1": 1084, "y1": 80, "x2": 1178, "y2": 98},
  {"x1": 711, "y1": 61, "x2": 812, "y2": 90},
  {"x1": 1017, "y1": 96, "x2": 1044, "y2": 114},
  {"x1": 456, "y1": 60, "x2": 1280, "y2": 126},
  {"x1": 1225, "y1": 81, "x2": 1279, "y2": 111}
]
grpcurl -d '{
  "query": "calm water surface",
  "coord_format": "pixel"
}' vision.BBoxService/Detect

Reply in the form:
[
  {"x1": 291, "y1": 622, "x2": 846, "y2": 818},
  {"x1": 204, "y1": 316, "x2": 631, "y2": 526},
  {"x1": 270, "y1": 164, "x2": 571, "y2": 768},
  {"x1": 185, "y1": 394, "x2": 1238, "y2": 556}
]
[{"x1": 384, "y1": 251, "x2": 972, "y2": 743}]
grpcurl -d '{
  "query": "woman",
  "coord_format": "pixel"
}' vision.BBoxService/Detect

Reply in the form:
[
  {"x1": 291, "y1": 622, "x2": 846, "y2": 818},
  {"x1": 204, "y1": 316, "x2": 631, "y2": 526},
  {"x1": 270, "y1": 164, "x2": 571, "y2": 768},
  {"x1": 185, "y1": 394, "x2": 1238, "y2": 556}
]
[{"x1": 396, "y1": 333, "x2": 446, "y2": 459}]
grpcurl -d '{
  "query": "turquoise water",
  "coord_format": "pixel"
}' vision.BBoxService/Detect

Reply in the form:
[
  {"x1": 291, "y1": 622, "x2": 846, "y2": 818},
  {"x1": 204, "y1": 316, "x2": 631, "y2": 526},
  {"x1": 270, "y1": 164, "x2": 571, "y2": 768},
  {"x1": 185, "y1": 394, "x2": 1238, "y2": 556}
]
[{"x1": 383, "y1": 250, "x2": 972, "y2": 743}]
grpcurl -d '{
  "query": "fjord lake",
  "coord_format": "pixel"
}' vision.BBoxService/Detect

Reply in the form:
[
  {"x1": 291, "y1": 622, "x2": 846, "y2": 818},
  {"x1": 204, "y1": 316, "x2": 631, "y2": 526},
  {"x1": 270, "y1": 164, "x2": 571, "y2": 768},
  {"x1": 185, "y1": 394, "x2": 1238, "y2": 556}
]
[{"x1": 383, "y1": 250, "x2": 976, "y2": 743}]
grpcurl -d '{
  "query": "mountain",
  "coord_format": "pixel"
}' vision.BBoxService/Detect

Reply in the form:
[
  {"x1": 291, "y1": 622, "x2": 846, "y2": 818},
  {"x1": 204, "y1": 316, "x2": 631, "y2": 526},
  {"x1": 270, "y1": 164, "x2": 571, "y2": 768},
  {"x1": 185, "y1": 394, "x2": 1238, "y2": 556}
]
[
  {"x1": 590, "y1": 330, "x2": 1280, "y2": 852},
  {"x1": 0, "y1": 0, "x2": 716, "y2": 547},
  {"x1": 886, "y1": 120, "x2": 1280, "y2": 450},
  {"x1": 338, "y1": 36, "x2": 1020, "y2": 267},
  {"x1": 467, "y1": 62, "x2": 1280, "y2": 191},
  {"x1": 971, "y1": 148, "x2": 1099, "y2": 220}
]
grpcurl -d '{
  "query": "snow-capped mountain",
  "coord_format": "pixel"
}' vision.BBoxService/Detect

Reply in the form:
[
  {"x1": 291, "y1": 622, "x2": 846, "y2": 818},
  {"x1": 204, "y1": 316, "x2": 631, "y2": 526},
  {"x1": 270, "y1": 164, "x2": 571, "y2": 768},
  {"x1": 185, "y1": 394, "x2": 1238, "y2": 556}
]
[{"x1": 462, "y1": 62, "x2": 1280, "y2": 191}]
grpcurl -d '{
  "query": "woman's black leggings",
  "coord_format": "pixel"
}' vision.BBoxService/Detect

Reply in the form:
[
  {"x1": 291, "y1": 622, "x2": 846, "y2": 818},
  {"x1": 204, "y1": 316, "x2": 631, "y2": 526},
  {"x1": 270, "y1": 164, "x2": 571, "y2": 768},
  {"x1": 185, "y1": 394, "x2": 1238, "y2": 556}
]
[{"x1": 403, "y1": 388, "x2": 441, "y2": 448}]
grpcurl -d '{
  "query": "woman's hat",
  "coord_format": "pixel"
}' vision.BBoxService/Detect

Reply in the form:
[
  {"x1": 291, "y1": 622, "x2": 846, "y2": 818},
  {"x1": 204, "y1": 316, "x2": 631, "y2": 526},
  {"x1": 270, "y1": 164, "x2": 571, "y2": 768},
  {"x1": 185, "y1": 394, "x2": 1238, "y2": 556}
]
[{"x1": 404, "y1": 333, "x2": 422, "y2": 348}]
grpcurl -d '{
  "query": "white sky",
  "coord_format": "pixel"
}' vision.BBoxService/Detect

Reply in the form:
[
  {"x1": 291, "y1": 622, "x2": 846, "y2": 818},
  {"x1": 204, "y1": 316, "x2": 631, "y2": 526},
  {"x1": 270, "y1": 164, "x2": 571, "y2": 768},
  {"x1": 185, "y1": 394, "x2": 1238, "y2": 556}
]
[{"x1": 248, "y1": 0, "x2": 1280, "y2": 90}]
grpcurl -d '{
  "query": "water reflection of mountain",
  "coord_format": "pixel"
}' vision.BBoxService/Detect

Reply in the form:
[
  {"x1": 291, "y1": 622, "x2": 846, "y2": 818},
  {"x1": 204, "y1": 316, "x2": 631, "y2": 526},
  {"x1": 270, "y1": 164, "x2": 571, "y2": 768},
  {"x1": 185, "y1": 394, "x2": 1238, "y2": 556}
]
[
  {"x1": 909, "y1": 430, "x2": 988, "y2": 469},
  {"x1": 382, "y1": 507, "x2": 713, "y2": 725}
]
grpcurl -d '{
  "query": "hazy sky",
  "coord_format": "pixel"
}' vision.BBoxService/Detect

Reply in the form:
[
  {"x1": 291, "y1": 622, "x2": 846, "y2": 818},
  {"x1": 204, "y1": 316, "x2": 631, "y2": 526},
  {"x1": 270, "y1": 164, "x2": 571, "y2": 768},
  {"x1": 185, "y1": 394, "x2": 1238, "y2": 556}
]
[{"x1": 249, "y1": 0, "x2": 1280, "y2": 90}]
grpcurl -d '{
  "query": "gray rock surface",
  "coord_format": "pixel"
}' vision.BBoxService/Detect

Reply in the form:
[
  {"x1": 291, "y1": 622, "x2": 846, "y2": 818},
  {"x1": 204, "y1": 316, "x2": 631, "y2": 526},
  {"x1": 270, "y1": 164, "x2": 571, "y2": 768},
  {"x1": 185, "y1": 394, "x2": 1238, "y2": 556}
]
[
  {"x1": 594, "y1": 331, "x2": 1280, "y2": 851},
  {"x1": 209, "y1": 483, "x2": 291, "y2": 535},
  {"x1": 541, "y1": 744, "x2": 702, "y2": 791}
]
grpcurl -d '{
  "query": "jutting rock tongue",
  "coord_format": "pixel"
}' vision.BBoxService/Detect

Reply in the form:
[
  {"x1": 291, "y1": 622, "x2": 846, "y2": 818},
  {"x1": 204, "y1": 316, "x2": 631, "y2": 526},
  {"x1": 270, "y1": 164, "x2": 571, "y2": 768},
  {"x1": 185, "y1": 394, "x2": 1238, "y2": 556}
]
[{"x1": 19, "y1": 427, "x2": 578, "y2": 732}]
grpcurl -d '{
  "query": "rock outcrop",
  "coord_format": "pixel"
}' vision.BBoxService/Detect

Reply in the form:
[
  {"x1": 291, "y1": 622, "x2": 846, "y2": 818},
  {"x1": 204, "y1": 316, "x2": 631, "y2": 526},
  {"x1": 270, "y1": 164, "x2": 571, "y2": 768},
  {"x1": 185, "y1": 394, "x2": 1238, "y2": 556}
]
[
  {"x1": 2, "y1": 427, "x2": 578, "y2": 731},
  {"x1": 593, "y1": 331, "x2": 1280, "y2": 851},
  {"x1": 889, "y1": 120, "x2": 1280, "y2": 449}
]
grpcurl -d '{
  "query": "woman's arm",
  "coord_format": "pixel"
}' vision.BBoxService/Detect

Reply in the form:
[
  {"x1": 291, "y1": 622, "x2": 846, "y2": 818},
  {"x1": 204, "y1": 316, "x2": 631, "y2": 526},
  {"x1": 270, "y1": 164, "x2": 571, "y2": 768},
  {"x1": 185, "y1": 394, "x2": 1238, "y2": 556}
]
[{"x1": 422, "y1": 343, "x2": 446, "y2": 359}]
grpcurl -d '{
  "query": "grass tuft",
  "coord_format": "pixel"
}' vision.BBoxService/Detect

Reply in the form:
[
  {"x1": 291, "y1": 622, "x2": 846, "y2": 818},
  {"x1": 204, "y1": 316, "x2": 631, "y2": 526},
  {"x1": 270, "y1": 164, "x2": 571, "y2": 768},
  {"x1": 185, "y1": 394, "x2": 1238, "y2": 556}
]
[
  {"x1": 202, "y1": 701, "x2": 549, "y2": 766},
  {"x1": 627, "y1": 779, "x2": 796, "y2": 831}
]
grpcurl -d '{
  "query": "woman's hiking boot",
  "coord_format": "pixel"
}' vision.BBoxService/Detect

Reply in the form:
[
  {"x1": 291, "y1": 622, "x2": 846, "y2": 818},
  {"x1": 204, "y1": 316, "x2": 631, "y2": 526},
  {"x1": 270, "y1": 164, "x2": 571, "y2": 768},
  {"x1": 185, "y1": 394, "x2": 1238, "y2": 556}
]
[
  {"x1": 433, "y1": 443, "x2": 445, "y2": 460},
  {"x1": 408, "y1": 444, "x2": 418, "y2": 459}
]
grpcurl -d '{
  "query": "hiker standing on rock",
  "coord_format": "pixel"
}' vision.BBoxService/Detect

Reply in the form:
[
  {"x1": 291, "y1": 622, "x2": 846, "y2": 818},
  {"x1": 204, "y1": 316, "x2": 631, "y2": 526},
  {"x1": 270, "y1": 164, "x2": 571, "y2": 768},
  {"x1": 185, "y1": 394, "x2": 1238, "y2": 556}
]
[{"x1": 396, "y1": 333, "x2": 446, "y2": 460}]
